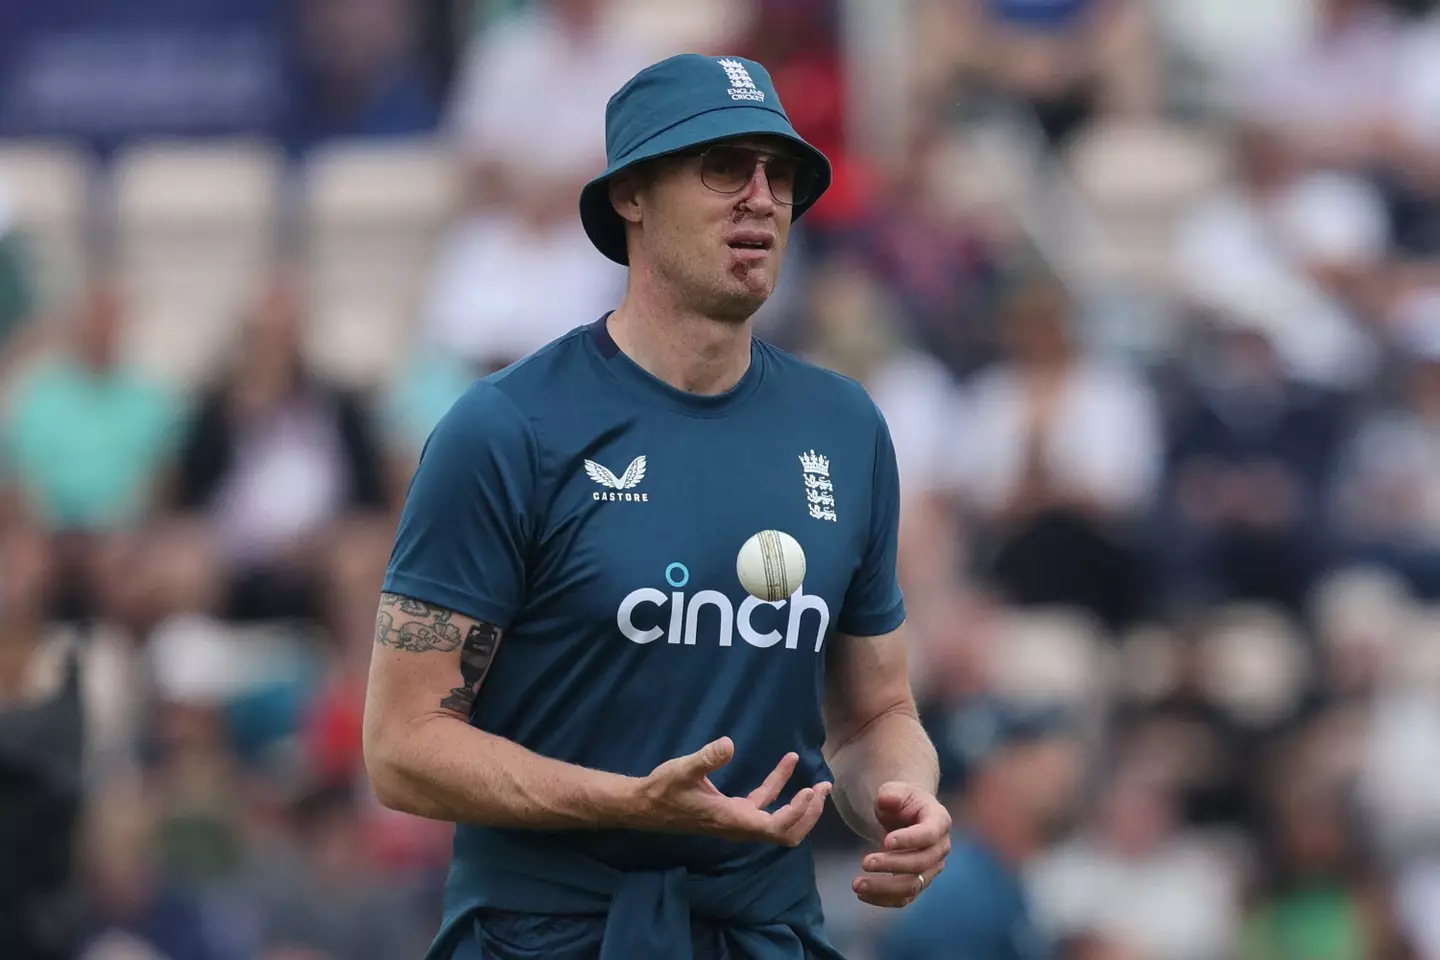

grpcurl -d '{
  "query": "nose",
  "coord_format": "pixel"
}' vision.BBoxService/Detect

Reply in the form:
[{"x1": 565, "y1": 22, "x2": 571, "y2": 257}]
[{"x1": 737, "y1": 162, "x2": 776, "y2": 214}]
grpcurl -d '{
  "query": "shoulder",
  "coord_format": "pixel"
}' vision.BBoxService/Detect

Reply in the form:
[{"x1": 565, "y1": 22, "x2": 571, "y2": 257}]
[
  {"x1": 467, "y1": 326, "x2": 592, "y2": 418},
  {"x1": 758, "y1": 340, "x2": 887, "y2": 425},
  {"x1": 429, "y1": 377, "x2": 535, "y2": 459},
  {"x1": 10, "y1": 357, "x2": 71, "y2": 393},
  {"x1": 430, "y1": 327, "x2": 596, "y2": 450}
]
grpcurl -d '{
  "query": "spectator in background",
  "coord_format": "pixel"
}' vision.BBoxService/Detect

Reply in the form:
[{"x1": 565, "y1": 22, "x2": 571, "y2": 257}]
[
  {"x1": 1331, "y1": 318, "x2": 1440, "y2": 596},
  {"x1": 0, "y1": 525, "x2": 84, "y2": 960},
  {"x1": 1242, "y1": 751, "x2": 1414, "y2": 960},
  {"x1": 800, "y1": 258, "x2": 964, "y2": 506},
  {"x1": 286, "y1": 0, "x2": 441, "y2": 152},
  {"x1": 877, "y1": 700, "x2": 1083, "y2": 960},
  {"x1": 0, "y1": 279, "x2": 183, "y2": 622},
  {"x1": 1384, "y1": 5, "x2": 1440, "y2": 255},
  {"x1": 1031, "y1": 757, "x2": 1242, "y2": 960},
  {"x1": 76, "y1": 779, "x2": 229, "y2": 960},
  {"x1": 245, "y1": 785, "x2": 429, "y2": 960},
  {"x1": 1174, "y1": 121, "x2": 1384, "y2": 391},
  {"x1": 1109, "y1": 630, "x2": 1259, "y2": 830},
  {"x1": 164, "y1": 278, "x2": 390, "y2": 624},
  {"x1": 1239, "y1": 0, "x2": 1402, "y2": 173},
  {"x1": 422, "y1": 0, "x2": 642, "y2": 368},
  {"x1": 0, "y1": 279, "x2": 180, "y2": 535},
  {"x1": 852, "y1": 121, "x2": 1007, "y2": 378},
  {"x1": 913, "y1": 0, "x2": 1160, "y2": 151},
  {"x1": 799, "y1": 257, "x2": 970, "y2": 625},
  {"x1": 1161, "y1": 320, "x2": 1346, "y2": 614},
  {"x1": 964, "y1": 273, "x2": 1161, "y2": 630},
  {"x1": 0, "y1": 519, "x2": 144, "y2": 786}
]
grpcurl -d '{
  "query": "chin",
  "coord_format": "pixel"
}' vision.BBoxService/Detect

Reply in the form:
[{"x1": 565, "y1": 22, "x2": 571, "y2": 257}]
[{"x1": 716, "y1": 283, "x2": 772, "y2": 323}]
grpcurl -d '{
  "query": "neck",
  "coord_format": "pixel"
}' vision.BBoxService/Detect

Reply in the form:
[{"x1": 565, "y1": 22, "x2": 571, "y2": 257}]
[{"x1": 607, "y1": 275, "x2": 754, "y2": 396}]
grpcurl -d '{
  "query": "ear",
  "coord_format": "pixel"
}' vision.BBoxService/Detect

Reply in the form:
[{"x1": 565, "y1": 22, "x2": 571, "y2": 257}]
[{"x1": 608, "y1": 171, "x2": 644, "y2": 225}]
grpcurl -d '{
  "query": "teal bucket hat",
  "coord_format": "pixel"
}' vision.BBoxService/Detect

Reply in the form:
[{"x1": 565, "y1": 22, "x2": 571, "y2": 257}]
[{"x1": 579, "y1": 53, "x2": 832, "y2": 265}]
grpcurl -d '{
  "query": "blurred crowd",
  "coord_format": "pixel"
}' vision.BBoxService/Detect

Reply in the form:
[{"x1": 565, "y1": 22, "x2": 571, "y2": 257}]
[{"x1": 7, "y1": 0, "x2": 1440, "y2": 958}]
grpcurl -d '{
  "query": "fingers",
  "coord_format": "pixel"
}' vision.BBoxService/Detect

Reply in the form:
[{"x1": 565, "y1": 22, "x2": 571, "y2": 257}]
[
  {"x1": 754, "y1": 784, "x2": 816, "y2": 839},
  {"x1": 708, "y1": 781, "x2": 831, "y2": 847},
  {"x1": 746, "y1": 752, "x2": 799, "y2": 809},
  {"x1": 861, "y1": 836, "x2": 950, "y2": 876},
  {"x1": 683, "y1": 737, "x2": 735, "y2": 780},
  {"x1": 775, "y1": 781, "x2": 831, "y2": 846},
  {"x1": 878, "y1": 796, "x2": 952, "y2": 853},
  {"x1": 881, "y1": 816, "x2": 949, "y2": 853},
  {"x1": 853, "y1": 862, "x2": 946, "y2": 908},
  {"x1": 873, "y1": 781, "x2": 916, "y2": 831}
]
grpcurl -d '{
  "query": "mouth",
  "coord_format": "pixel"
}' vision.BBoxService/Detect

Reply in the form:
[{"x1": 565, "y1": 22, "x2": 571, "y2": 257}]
[{"x1": 726, "y1": 232, "x2": 775, "y2": 261}]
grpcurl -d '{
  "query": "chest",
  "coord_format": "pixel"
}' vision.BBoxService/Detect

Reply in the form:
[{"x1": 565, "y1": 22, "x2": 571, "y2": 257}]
[
  {"x1": 15, "y1": 381, "x2": 159, "y2": 470},
  {"x1": 522, "y1": 413, "x2": 873, "y2": 651}
]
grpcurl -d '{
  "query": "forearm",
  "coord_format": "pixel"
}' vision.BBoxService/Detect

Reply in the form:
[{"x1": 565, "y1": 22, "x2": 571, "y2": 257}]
[
  {"x1": 826, "y1": 707, "x2": 939, "y2": 845},
  {"x1": 367, "y1": 713, "x2": 643, "y2": 830}
]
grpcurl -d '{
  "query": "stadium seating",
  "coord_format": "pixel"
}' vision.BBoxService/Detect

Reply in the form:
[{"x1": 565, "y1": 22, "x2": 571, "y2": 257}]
[
  {"x1": 111, "y1": 140, "x2": 284, "y2": 386},
  {"x1": 1064, "y1": 118, "x2": 1228, "y2": 295},
  {"x1": 0, "y1": 141, "x2": 94, "y2": 314},
  {"x1": 301, "y1": 140, "x2": 460, "y2": 389},
  {"x1": 986, "y1": 607, "x2": 1109, "y2": 713}
]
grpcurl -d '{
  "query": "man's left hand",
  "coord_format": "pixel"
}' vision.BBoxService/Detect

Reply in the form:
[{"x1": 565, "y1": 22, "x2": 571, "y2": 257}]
[{"x1": 852, "y1": 781, "x2": 951, "y2": 908}]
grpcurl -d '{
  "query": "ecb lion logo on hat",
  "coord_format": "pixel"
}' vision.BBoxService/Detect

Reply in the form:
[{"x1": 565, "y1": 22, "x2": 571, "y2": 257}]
[{"x1": 718, "y1": 58, "x2": 766, "y2": 103}]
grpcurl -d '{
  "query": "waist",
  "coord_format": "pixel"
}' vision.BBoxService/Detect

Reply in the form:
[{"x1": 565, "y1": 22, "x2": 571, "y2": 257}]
[
  {"x1": 427, "y1": 826, "x2": 833, "y2": 960},
  {"x1": 448, "y1": 825, "x2": 816, "y2": 915}
]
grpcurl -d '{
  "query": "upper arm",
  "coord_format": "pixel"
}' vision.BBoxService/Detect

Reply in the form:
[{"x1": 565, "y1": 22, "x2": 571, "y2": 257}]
[
  {"x1": 822, "y1": 626, "x2": 916, "y2": 755},
  {"x1": 367, "y1": 382, "x2": 537, "y2": 741},
  {"x1": 837, "y1": 399, "x2": 906, "y2": 637},
  {"x1": 826, "y1": 397, "x2": 913, "y2": 751},
  {"x1": 382, "y1": 381, "x2": 538, "y2": 626},
  {"x1": 367, "y1": 592, "x2": 501, "y2": 736}
]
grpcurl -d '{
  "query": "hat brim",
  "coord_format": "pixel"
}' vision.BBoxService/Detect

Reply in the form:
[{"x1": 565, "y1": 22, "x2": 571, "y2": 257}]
[{"x1": 579, "y1": 106, "x2": 832, "y2": 265}]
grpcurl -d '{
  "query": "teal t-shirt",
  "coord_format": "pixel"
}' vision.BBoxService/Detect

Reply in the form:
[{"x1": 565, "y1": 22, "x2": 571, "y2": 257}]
[
  {"x1": 1, "y1": 360, "x2": 181, "y2": 530},
  {"x1": 383, "y1": 316, "x2": 907, "y2": 956}
]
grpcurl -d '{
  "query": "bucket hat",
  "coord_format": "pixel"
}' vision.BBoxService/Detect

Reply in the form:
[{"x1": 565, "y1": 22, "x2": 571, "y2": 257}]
[{"x1": 579, "y1": 53, "x2": 832, "y2": 265}]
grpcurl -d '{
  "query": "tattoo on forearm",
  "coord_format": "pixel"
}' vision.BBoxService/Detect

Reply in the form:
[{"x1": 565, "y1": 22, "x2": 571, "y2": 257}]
[
  {"x1": 440, "y1": 622, "x2": 503, "y2": 716},
  {"x1": 374, "y1": 592, "x2": 466, "y2": 652}
]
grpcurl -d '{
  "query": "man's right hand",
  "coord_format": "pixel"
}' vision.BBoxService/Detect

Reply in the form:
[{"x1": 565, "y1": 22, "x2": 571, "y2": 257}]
[{"x1": 635, "y1": 737, "x2": 831, "y2": 846}]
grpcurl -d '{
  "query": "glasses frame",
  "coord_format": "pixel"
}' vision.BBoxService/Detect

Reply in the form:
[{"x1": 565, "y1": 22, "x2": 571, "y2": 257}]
[{"x1": 687, "y1": 144, "x2": 817, "y2": 208}]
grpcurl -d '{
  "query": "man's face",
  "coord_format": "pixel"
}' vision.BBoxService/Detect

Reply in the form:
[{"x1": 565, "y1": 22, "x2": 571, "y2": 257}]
[{"x1": 621, "y1": 136, "x2": 813, "y2": 323}]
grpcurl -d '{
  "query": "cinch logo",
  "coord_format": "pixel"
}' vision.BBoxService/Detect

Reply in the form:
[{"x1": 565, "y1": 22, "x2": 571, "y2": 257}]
[{"x1": 616, "y1": 561, "x2": 830, "y2": 652}]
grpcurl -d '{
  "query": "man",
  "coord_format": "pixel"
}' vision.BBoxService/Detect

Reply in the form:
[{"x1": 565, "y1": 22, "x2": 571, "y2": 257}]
[
  {"x1": 878, "y1": 700, "x2": 1084, "y2": 960},
  {"x1": 363, "y1": 53, "x2": 950, "y2": 960},
  {"x1": 0, "y1": 527, "x2": 83, "y2": 960}
]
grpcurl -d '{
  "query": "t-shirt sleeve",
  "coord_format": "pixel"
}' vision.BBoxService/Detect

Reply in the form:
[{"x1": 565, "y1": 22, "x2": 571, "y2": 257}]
[
  {"x1": 838, "y1": 402, "x2": 907, "y2": 637},
  {"x1": 382, "y1": 382, "x2": 538, "y2": 627}
]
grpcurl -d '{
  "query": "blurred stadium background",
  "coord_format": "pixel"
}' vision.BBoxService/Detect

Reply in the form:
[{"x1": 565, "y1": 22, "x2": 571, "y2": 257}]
[{"x1": 6, "y1": 0, "x2": 1440, "y2": 957}]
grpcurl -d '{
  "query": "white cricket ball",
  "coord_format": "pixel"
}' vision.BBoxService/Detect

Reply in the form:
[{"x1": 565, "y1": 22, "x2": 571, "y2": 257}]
[{"x1": 736, "y1": 530, "x2": 807, "y2": 602}]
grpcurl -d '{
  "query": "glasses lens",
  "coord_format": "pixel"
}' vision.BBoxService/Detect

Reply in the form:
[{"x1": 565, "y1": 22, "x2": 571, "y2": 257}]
[
  {"x1": 698, "y1": 147, "x2": 815, "y2": 206},
  {"x1": 700, "y1": 147, "x2": 755, "y2": 194},
  {"x1": 788, "y1": 161, "x2": 818, "y2": 206}
]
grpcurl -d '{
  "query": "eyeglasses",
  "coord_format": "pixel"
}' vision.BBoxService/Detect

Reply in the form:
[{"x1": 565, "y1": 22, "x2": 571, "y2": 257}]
[{"x1": 690, "y1": 145, "x2": 819, "y2": 207}]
